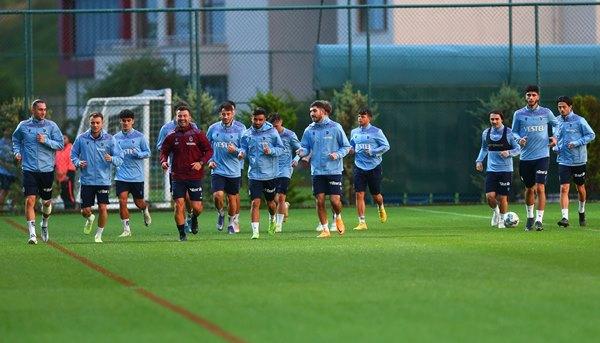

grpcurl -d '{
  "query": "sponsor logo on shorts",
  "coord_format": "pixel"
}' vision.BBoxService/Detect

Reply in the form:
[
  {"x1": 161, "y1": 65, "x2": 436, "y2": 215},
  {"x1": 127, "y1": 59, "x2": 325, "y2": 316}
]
[
  {"x1": 329, "y1": 181, "x2": 342, "y2": 186},
  {"x1": 98, "y1": 189, "x2": 109, "y2": 194},
  {"x1": 574, "y1": 172, "x2": 585, "y2": 178},
  {"x1": 43, "y1": 188, "x2": 53, "y2": 192},
  {"x1": 189, "y1": 187, "x2": 202, "y2": 192},
  {"x1": 536, "y1": 170, "x2": 547, "y2": 175},
  {"x1": 499, "y1": 182, "x2": 511, "y2": 186},
  {"x1": 264, "y1": 187, "x2": 276, "y2": 193}
]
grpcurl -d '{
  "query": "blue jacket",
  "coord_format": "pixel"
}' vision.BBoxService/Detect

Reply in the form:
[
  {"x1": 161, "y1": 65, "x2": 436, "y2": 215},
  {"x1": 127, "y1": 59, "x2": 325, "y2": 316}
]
[
  {"x1": 240, "y1": 122, "x2": 284, "y2": 181},
  {"x1": 206, "y1": 120, "x2": 246, "y2": 178},
  {"x1": 553, "y1": 112, "x2": 596, "y2": 166},
  {"x1": 349, "y1": 124, "x2": 390, "y2": 171},
  {"x1": 511, "y1": 105, "x2": 557, "y2": 161},
  {"x1": 276, "y1": 128, "x2": 301, "y2": 179},
  {"x1": 114, "y1": 129, "x2": 150, "y2": 182},
  {"x1": 298, "y1": 117, "x2": 351, "y2": 176},
  {"x1": 71, "y1": 130, "x2": 123, "y2": 186},
  {"x1": 12, "y1": 117, "x2": 64, "y2": 172},
  {"x1": 476, "y1": 126, "x2": 521, "y2": 172}
]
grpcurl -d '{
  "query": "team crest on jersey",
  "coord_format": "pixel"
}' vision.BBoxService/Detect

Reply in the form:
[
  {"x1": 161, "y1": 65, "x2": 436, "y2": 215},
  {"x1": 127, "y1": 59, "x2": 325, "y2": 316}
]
[
  {"x1": 326, "y1": 131, "x2": 329, "y2": 134},
  {"x1": 189, "y1": 136, "x2": 193, "y2": 141}
]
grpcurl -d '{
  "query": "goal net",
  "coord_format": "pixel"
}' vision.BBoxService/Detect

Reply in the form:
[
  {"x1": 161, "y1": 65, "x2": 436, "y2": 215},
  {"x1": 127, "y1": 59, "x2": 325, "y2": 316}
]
[{"x1": 76, "y1": 89, "x2": 172, "y2": 208}]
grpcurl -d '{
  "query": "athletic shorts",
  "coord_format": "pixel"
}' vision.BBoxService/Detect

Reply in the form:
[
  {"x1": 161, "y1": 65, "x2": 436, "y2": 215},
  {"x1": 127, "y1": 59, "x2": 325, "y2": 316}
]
[
  {"x1": 172, "y1": 180, "x2": 203, "y2": 201},
  {"x1": 115, "y1": 181, "x2": 144, "y2": 199},
  {"x1": 485, "y1": 172, "x2": 512, "y2": 196},
  {"x1": 22, "y1": 171, "x2": 54, "y2": 200},
  {"x1": 519, "y1": 157, "x2": 549, "y2": 188},
  {"x1": 0, "y1": 174, "x2": 15, "y2": 191},
  {"x1": 211, "y1": 174, "x2": 241, "y2": 195},
  {"x1": 559, "y1": 164, "x2": 586, "y2": 186},
  {"x1": 248, "y1": 179, "x2": 277, "y2": 201},
  {"x1": 312, "y1": 175, "x2": 343, "y2": 196},
  {"x1": 275, "y1": 177, "x2": 291, "y2": 195},
  {"x1": 353, "y1": 165, "x2": 382, "y2": 194},
  {"x1": 80, "y1": 185, "x2": 110, "y2": 208}
]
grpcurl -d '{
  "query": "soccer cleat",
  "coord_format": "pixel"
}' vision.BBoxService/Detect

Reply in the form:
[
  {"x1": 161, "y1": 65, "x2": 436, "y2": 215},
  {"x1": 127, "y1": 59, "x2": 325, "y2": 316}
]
[
  {"x1": 275, "y1": 223, "x2": 282, "y2": 233},
  {"x1": 557, "y1": 218, "x2": 569, "y2": 228},
  {"x1": 251, "y1": 232, "x2": 259, "y2": 240},
  {"x1": 179, "y1": 234, "x2": 187, "y2": 242},
  {"x1": 491, "y1": 212, "x2": 500, "y2": 227},
  {"x1": 190, "y1": 216, "x2": 198, "y2": 235},
  {"x1": 28, "y1": 234, "x2": 38, "y2": 245},
  {"x1": 216, "y1": 212, "x2": 225, "y2": 231},
  {"x1": 118, "y1": 231, "x2": 131, "y2": 237},
  {"x1": 233, "y1": 220, "x2": 240, "y2": 233},
  {"x1": 284, "y1": 202, "x2": 290, "y2": 222},
  {"x1": 184, "y1": 216, "x2": 192, "y2": 233},
  {"x1": 497, "y1": 220, "x2": 506, "y2": 229},
  {"x1": 94, "y1": 234, "x2": 103, "y2": 243},
  {"x1": 83, "y1": 214, "x2": 95, "y2": 235},
  {"x1": 268, "y1": 221, "x2": 276, "y2": 236},
  {"x1": 579, "y1": 212, "x2": 586, "y2": 227},
  {"x1": 227, "y1": 225, "x2": 236, "y2": 234},
  {"x1": 317, "y1": 230, "x2": 331, "y2": 238},
  {"x1": 525, "y1": 217, "x2": 534, "y2": 231},
  {"x1": 41, "y1": 224, "x2": 49, "y2": 242},
  {"x1": 353, "y1": 222, "x2": 368, "y2": 231},
  {"x1": 379, "y1": 207, "x2": 388, "y2": 223},
  {"x1": 143, "y1": 208, "x2": 152, "y2": 226},
  {"x1": 534, "y1": 221, "x2": 544, "y2": 231},
  {"x1": 335, "y1": 217, "x2": 345, "y2": 235}
]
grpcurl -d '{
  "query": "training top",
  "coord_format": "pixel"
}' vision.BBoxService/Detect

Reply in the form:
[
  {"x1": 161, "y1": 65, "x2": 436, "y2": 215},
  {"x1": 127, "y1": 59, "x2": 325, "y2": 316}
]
[
  {"x1": 476, "y1": 125, "x2": 520, "y2": 172},
  {"x1": 511, "y1": 105, "x2": 557, "y2": 161},
  {"x1": 553, "y1": 112, "x2": 596, "y2": 166},
  {"x1": 206, "y1": 120, "x2": 246, "y2": 178},
  {"x1": 239, "y1": 121, "x2": 284, "y2": 181},
  {"x1": 298, "y1": 117, "x2": 351, "y2": 176},
  {"x1": 12, "y1": 117, "x2": 64, "y2": 172},
  {"x1": 71, "y1": 130, "x2": 123, "y2": 186},
  {"x1": 0, "y1": 137, "x2": 15, "y2": 176},
  {"x1": 160, "y1": 125, "x2": 212, "y2": 181},
  {"x1": 114, "y1": 128, "x2": 151, "y2": 182},
  {"x1": 276, "y1": 128, "x2": 301, "y2": 179},
  {"x1": 349, "y1": 124, "x2": 390, "y2": 171}
]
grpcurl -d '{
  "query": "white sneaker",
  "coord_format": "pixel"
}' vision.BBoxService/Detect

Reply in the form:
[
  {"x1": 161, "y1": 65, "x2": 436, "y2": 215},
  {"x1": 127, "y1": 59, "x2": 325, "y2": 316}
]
[
  {"x1": 41, "y1": 224, "x2": 49, "y2": 242},
  {"x1": 143, "y1": 208, "x2": 152, "y2": 226},
  {"x1": 94, "y1": 234, "x2": 103, "y2": 243},
  {"x1": 118, "y1": 231, "x2": 131, "y2": 238},
  {"x1": 28, "y1": 234, "x2": 38, "y2": 245},
  {"x1": 84, "y1": 214, "x2": 95, "y2": 235},
  {"x1": 491, "y1": 212, "x2": 500, "y2": 227}
]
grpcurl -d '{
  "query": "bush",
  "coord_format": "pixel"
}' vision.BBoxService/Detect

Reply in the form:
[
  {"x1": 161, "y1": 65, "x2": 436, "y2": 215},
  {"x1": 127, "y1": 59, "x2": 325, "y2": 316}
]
[
  {"x1": 239, "y1": 91, "x2": 300, "y2": 130},
  {"x1": 572, "y1": 95, "x2": 600, "y2": 194},
  {"x1": 0, "y1": 98, "x2": 26, "y2": 212}
]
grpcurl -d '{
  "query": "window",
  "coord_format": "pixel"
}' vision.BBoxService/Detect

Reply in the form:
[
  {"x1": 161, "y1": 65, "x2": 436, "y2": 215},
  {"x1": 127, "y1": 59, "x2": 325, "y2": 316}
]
[
  {"x1": 200, "y1": 75, "x2": 228, "y2": 102},
  {"x1": 202, "y1": 0, "x2": 225, "y2": 44},
  {"x1": 166, "y1": 0, "x2": 190, "y2": 41},
  {"x1": 138, "y1": 0, "x2": 159, "y2": 40},
  {"x1": 358, "y1": 0, "x2": 387, "y2": 33}
]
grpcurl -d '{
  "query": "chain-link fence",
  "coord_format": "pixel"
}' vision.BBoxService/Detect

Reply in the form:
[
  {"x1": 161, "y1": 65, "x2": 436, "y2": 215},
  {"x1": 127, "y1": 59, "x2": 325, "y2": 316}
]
[{"x1": 1, "y1": 1, "x2": 599, "y2": 208}]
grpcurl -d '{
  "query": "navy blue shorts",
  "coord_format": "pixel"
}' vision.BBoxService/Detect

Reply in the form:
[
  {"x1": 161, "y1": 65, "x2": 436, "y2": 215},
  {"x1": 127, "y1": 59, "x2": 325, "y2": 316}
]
[
  {"x1": 519, "y1": 157, "x2": 548, "y2": 188},
  {"x1": 248, "y1": 179, "x2": 277, "y2": 201},
  {"x1": 276, "y1": 177, "x2": 290, "y2": 195},
  {"x1": 172, "y1": 180, "x2": 203, "y2": 201},
  {"x1": 559, "y1": 164, "x2": 586, "y2": 186},
  {"x1": 485, "y1": 172, "x2": 512, "y2": 196},
  {"x1": 22, "y1": 171, "x2": 54, "y2": 200},
  {"x1": 312, "y1": 175, "x2": 343, "y2": 196},
  {"x1": 80, "y1": 185, "x2": 110, "y2": 208},
  {"x1": 211, "y1": 174, "x2": 241, "y2": 195},
  {"x1": 0, "y1": 174, "x2": 15, "y2": 191},
  {"x1": 353, "y1": 165, "x2": 382, "y2": 194},
  {"x1": 115, "y1": 181, "x2": 144, "y2": 199}
]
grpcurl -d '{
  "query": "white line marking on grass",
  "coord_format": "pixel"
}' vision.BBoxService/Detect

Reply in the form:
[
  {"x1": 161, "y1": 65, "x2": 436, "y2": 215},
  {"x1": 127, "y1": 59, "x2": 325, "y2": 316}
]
[{"x1": 405, "y1": 207, "x2": 489, "y2": 219}]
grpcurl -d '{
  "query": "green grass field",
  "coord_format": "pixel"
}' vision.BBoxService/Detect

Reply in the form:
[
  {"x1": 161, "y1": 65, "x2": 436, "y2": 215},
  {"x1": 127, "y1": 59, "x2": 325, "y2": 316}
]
[{"x1": 1, "y1": 203, "x2": 600, "y2": 342}]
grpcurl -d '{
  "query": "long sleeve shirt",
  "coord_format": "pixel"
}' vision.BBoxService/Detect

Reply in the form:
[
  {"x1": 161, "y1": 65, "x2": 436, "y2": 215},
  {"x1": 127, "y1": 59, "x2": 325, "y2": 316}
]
[
  {"x1": 159, "y1": 125, "x2": 212, "y2": 181},
  {"x1": 276, "y1": 128, "x2": 301, "y2": 179},
  {"x1": 206, "y1": 120, "x2": 246, "y2": 178},
  {"x1": 114, "y1": 129, "x2": 151, "y2": 182},
  {"x1": 239, "y1": 122, "x2": 284, "y2": 181},
  {"x1": 298, "y1": 117, "x2": 351, "y2": 176},
  {"x1": 476, "y1": 126, "x2": 521, "y2": 172},
  {"x1": 349, "y1": 124, "x2": 390, "y2": 171},
  {"x1": 553, "y1": 112, "x2": 596, "y2": 166},
  {"x1": 511, "y1": 105, "x2": 557, "y2": 161},
  {"x1": 12, "y1": 117, "x2": 64, "y2": 172},
  {"x1": 71, "y1": 130, "x2": 123, "y2": 186},
  {"x1": 55, "y1": 142, "x2": 76, "y2": 182}
]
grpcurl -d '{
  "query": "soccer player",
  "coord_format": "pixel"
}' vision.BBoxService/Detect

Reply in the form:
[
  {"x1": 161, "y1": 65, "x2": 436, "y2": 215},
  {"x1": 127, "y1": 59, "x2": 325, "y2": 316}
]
[
  {"x1": 156, "y1": 104, "x2": 199, "y2": 233},
  {"x1": 553, "y1": 96, "x2": 596, "y2": 227},
  {"x1": 206, "y1": 101, "x2": 245, "y2": 234},
  {"x1": 55, "y1": 134, "x2": 76, "y2": 209},
  {"x1": 12, "y1": 99, "x2": 64, "y2": 244},
  {"x1": 114, "y1": 109, "x2": 152, "y2": 237},
  {"x1": 476, "y1": 110, "x2": 521, "y2": 228},
  {"x1": 511, "y1": 85, "x2": 558, "y2": 231},
  {"x1": 238, "y1": 108, "x2": 284, "y2": 239},
  {"x1": 348, "y1": 108, "x2": 390, "y2": 230},
  {"x1": 71, "y1": 112, "x2": 123, "y2": 243},
  {"x1": 160, "y1": 105, "x2": 213, "y2": 241},
  {"x1": 268, "y1": 113, "x2": 301, "y2": 233},
  {"x1": 297, "y1": 100, "x2": 351, "y2": 238},
  {"x1": 0, "y1": 128, "x2": 16, "y2": 210}
]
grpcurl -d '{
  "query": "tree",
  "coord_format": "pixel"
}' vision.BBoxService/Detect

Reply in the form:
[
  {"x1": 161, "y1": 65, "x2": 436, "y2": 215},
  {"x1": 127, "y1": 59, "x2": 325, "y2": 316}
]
[
  {"x1": 0, "y1": 97, "x2": 26, "y2": 212},
  {"x1": 240, "y1": 91, "x2": 300, "y2": 129},
  {"x1": 84, "y1": 57, "x2": 187, "y2": 99},
  {"x1": 572, "y1": 95, "x2": 600, "y2": 194}
]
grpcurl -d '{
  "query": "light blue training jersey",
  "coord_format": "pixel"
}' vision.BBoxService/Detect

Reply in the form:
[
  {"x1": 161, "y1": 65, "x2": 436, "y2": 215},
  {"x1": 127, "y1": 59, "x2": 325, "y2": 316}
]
[
  {"x1": 276, "y1": 128, "x2": 301, "y2": 179},
  {"x1": 476, "y1": 126, "x2": 521, "y2": 172},
  {"x1": 554, "y1": 112, "x2": 596, "y2": 166},
  {"x1": 12, "y1": 117, "x2": 64, "y2": 172},
  {"x1": 298, "y1": 117, "x2": 351, "y2": 176},
  {"x1": 206, "y1": 120, "x2": 246, "y2": 178},
  {"x1": 511, "y1": 105, "x2": 557, "y2": 161},
  {"x1": 239, "y1": 121, "x2": 284, "y2": 181},
  {"x1": 71, "y1": 130, "x2": 123, "y2": 186},
  {"x1": 114, "y1": 128, "x2": 151, "y2": 182},
  {"x1": 0, "y1": 137, "x2": 15, "y2": 176},
  {"x1": 349, "y1": 124, "x2": 390, "y2": 171}
]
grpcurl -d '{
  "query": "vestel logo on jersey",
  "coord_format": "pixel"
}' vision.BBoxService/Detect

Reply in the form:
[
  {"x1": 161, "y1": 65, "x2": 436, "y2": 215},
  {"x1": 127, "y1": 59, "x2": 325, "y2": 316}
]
[{"x1": 525, "y1": 125, "x2": 545, "y2": 132}]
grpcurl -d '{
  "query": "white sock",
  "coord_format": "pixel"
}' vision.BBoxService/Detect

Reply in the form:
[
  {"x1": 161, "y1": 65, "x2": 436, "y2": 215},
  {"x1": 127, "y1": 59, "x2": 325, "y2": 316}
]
[
  {"x1": 41, "y1": 216, "x2": 49, "y2": 227},
  {"x1": 359, "y1": 216, "x2": 366, "y2": 223},
  {"x1": 27, "y1": 220, "x2": 36, "y2": 236},
  {"x1": 334, "y1": 213, "x2": 342, "y2": 220},
  {"x1": 322, "y1": 222, "x2": 330, "y2": 231},
  {"x1": 500, "y1": 212, "x2": 506, "y2": 221},
  {"x1": 275, "y1": 214, "x2": 284, "y2": 225},
  {"x1": 228, "y1": 215, "x2": 234, "y2": 224},
  {"x1": 96, "y1": 227, "x2": 104, "y2": 238},
  {"x1": 378, "y1": 204, "x2": 385, "y2": 210},
  {"x1": 233, "y1": 213, "x2": 240, "y2": 223},
  {"x1": 86, "y1": 213, "x2": 94, "y2": 221},
  {"x1": 122, "y1": 219, "x2": 130, "y2": 231},
  {"x1": 493, "y1": 206, "x2": 500, "y2": 216},
  {"x1": 251, "y1": 222, "x2": 259, "y2": 234},
  {"x1": 217, "y1": 208, "x2": 224, "y2": 216},
  {"x1": 579, "y1": 201, "x2": 586, "y2": 213},
  {"x1": 526, "y1": 205, "x2": 534, "y2": 218},
  {"x1": 561, "y1": 208, "x2": 569, "y2": 220},
  {"x1": 536, "y1": 210, "x2": 544, "y2": 222}
]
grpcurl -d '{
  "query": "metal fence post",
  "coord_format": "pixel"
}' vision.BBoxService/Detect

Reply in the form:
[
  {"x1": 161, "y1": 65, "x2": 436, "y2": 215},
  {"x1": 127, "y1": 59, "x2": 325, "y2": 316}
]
[
  {"x1": 508, "y1": 0, "x2": 513, "y2": 85},
  {"x1": 188, "y1": 0, "x2": 194, "y2": 88},
  {"x1": 195, "y1": 10, "x2": 201, "y2": 123},
  {"x1": 366, "y1": 4, "x2": 371, "y2": 107},
  {"x1": 347, "y1": 0, "x2": 352, "y2": 82},
  {"x1": 535, "y1": 5, "x2": 540, "y2": 86}
]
